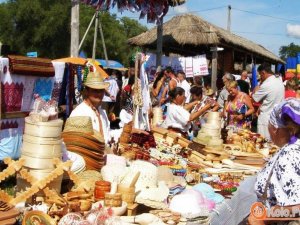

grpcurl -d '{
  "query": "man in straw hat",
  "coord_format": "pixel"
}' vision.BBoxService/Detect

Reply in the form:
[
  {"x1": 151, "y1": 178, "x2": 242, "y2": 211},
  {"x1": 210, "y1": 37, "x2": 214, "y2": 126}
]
[{"x1": 70, "y1": 72, "x2": 111, "y2": 143}]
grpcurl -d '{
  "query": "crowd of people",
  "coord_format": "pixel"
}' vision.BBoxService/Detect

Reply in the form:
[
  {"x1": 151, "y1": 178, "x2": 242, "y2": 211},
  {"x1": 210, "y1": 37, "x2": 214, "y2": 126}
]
[{"x1": 97, "y1": 63, "x2": 299, "y2": 143}]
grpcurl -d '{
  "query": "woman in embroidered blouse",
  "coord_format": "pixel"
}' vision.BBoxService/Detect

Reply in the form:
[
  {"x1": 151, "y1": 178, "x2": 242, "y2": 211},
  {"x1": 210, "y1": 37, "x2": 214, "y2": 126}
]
[
  {"x1": 224, "y1": 80, "x2": 254, "y2": 129},
  {"x1": 249, "y1": 98, "x2": 300, "y2": 225},
  {"x1": 163, "y1": 87, "x2": 212, "y2": 138}
]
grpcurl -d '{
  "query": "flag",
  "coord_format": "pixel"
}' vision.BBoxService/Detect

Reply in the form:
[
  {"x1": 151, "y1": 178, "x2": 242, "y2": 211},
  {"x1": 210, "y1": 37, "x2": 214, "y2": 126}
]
[{"x1": 252, "y1": 64, "x2": 258, "y2": 90}]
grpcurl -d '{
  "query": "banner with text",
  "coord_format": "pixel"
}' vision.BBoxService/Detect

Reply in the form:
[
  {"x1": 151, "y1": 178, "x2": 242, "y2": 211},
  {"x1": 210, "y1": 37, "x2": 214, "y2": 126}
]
[{"x1": 144, "y1": 53, "x2": 209, "y2": 81}]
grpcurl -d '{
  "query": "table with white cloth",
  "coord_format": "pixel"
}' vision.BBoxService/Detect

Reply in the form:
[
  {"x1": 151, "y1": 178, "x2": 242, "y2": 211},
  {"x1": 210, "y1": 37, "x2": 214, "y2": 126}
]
[{"x1": 210, "y1": 176, "x2": 257, "y2": 225}]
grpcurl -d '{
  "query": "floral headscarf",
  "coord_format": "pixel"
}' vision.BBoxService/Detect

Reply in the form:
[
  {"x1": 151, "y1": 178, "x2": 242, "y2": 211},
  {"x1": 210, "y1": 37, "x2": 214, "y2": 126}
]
[{"x1": 269, "y1": 98, "x2": 300, "y2": 143}]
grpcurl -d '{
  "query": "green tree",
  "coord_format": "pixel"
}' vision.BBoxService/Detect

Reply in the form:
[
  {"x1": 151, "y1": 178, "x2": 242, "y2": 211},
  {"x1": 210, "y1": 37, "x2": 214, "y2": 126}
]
[
  {"x1": 0, "y1": 1, "x2": 147, "y2": 64},
  {"x1": 0, "y1": 0, "x2": 71, "y2": 58},
  {"x1": 279, "y1": 42, "x2": 300, "y2": 61}
]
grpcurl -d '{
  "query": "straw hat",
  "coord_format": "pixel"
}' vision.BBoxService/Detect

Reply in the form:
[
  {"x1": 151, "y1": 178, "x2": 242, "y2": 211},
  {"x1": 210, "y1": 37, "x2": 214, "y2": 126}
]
[
  {"x1": 204, "y1": 88, "x2": 214, "y2": 96},
  {"x1": 84, "y1": 72, "x2": 110, "y2": 90},
  {"x1": 63, "y1": 116, "x2": 104, "y2": 143},
  {"x1": 62, "y1": 135, "x2": 105, "y2": 152}
]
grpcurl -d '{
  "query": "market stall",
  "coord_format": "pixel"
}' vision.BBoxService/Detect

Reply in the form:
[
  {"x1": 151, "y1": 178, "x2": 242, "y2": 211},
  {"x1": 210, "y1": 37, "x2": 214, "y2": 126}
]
[
  {"x1": 0, "y1": 118, "x2": 278, "y2": 224},
  {"x1": 0, "y1": 50, "x2": 281, "y2": 224}
]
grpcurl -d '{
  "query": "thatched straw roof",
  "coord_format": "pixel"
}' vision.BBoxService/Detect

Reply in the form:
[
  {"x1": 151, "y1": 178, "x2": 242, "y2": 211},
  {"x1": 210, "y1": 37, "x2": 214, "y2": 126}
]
[{"x1": 128, "y1": 14, "x2": 284, "y2": 63}]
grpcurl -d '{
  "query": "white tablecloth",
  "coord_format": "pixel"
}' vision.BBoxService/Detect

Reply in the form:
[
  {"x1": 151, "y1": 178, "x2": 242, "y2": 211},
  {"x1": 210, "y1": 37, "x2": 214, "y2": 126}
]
[{"x1": 210, "y1": 176, "x2": 257, "y2": 225}]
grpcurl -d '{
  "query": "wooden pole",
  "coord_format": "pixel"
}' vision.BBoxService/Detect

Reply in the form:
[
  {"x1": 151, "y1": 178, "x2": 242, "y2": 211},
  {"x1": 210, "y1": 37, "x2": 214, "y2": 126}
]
[
  {"x1": 211, "y1": 49, "x2": 218, "y2": 92},
  {"x1": 156, "y1": 17, "x2": 163, "y2": 71},
  {"x1": 98, "y1": 17, "x2": 109, "y2": 66},
  {"x1": 92, "y1": 10, "x2": 99, "y2": 60},
  {"x1": 70, "y1": 0, "x2": 80, "y2": 57},
  {"x1": 78, "y1": 13, "x2": 96, "y2": 51},
  {"x1": 227, "y1": 5, "x2": 231, "y2": 32}
]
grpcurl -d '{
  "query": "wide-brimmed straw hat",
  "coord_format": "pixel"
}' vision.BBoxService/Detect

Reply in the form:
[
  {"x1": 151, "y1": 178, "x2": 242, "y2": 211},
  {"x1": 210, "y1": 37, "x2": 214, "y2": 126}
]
[
  {"x1": 62, "y1": 135, "x2": 105, "y2": 152},
  {"x1": 63, "y1": 116, "x2": 104, "y2": 143},
  {"x1": 84, "y1": 72, "x2": 110, "y2": 90}
]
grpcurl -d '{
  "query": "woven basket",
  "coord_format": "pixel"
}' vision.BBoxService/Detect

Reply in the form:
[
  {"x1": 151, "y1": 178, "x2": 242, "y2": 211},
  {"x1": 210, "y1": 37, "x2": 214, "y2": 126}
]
[
  {"x1": 117, "y1": 185, "x2": 136, "y2": 204},
  {"x1": 24, "y1": 117, "x2": 63, "y2": 138},
  {"x1": 21, "y1": 154, "x2": 62, "y2": 169},
  {"x1": 22, "y1": 134, "x2": 62, "y2": 158},
  {"x1": 104, "y1": 193, "x2": 122, "y2": 207}
]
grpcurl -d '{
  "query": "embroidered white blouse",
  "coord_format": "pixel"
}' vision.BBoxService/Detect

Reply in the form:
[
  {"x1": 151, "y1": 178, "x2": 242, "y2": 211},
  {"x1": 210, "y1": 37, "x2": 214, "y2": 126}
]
[{"x1": 163, "y1": 104, "x2": 191, "y2": 133}]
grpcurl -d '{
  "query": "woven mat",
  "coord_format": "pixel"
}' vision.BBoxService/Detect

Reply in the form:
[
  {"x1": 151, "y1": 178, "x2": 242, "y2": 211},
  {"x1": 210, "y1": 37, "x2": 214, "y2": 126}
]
[{"x1": 8, "y1": 55, "x2": 55, "y2": 77}]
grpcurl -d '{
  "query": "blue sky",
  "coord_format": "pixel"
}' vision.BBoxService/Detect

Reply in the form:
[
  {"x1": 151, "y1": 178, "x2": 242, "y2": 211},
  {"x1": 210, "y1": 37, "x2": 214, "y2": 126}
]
[
  {"x1": 1, "y1": 0, "x2": 299, "y2": 56},
  {"x1": 111, "y1": 0, "x2": 300, "y2": 56}
]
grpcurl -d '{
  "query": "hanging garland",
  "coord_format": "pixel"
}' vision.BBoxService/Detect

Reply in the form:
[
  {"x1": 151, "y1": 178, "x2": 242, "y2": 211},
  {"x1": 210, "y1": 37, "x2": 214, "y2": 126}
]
[{"x1": 80, "y1": 0, "x2": 187, "y2": 24}]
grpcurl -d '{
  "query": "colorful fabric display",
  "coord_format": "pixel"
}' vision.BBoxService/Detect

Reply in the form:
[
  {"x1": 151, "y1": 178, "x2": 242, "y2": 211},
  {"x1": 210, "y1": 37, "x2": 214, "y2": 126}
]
[{"x1": 33, "y1": 78, "x2": 53, "y2": 101}]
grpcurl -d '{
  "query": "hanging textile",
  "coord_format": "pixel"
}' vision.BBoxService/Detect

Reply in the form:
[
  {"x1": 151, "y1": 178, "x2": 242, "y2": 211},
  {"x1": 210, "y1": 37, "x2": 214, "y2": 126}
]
[
  {"x1": 33, "y1": 78, "x2": 53, "y2": 101},
  {"x1": 252, "y1": 64, "x2": 258, "y2": 91},
  {"x1": 58, "y1": 64, "x2": 76, "y2": 118},
  {"x1": 132, "y1": 53, "x2": 150, "y2": 131},
  {"x1": 21, "y1": 76, "x2": 36, "y2": 111},
  {"x1": 1, "y1": 82, "x2": 24, "y2": 113},
  {"x1": 51, "y1": 62, "x2": 65, "y2": 103},
  {"x1": 0, "y1": 118, "x2": 24, "y2": 160}
]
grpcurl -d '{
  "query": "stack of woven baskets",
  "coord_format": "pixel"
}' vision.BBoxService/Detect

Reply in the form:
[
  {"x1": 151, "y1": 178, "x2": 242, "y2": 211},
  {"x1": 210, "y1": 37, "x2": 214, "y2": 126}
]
[
  {"x1": 17, "y1": 117, "x2": 64, "y2": 198},
  {"x1": 193, "y1": 112, "x2": 223, "y2": 147},
  {"x1": 62, "y1": 117, "x2": 105, "y2": 170}
]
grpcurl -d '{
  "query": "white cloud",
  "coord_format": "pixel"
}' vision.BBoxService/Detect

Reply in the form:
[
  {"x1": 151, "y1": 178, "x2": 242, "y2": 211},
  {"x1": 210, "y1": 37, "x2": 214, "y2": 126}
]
[
  {"x1": 287, "y1": 24, "x2": 300, "y2": 38},
  {"x1": 173, "y1": 5, "x2": 189, "y2": 14}
]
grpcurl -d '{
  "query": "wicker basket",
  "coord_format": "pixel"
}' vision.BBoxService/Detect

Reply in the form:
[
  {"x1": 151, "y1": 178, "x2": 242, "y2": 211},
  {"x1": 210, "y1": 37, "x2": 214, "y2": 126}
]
[
  {"x1": 24, "y1": 117, "x2": 63, "y2": 138},
  {"x1": 117, "y1": 185, "x2": 136, "y2": 204},
  {"x1": 104, "y1": 193, "x2": 122, "y2": 207}
]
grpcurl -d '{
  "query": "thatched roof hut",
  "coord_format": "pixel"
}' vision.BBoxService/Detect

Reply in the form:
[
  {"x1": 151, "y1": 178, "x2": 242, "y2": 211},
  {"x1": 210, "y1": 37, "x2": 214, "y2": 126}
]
[{"x1": 128, "y1": 14, "x2": 284, "y2": 64}]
